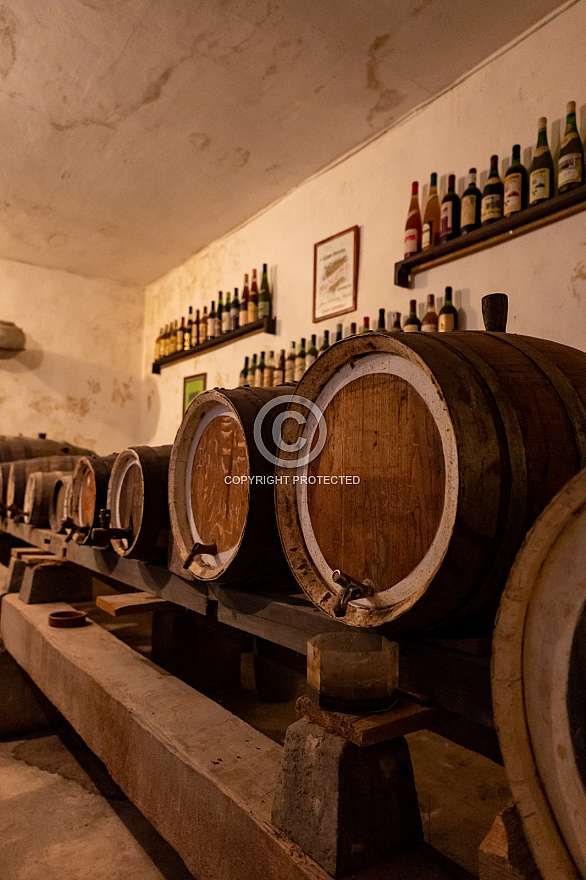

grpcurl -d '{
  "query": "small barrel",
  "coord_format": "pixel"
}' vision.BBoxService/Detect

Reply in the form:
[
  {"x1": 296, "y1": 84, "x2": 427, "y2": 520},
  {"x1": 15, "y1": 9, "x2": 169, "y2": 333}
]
[
  {"x1": 69, "y1": 454, "x2": 118, "y2": 543},
  {"x1": 274, "y1": 331, "x2": 586, "y2": 632},
  {"x1": 169, "y1": 386, "x2": 293, "y2": 584},
  {"x1": 0, "y1": 435, "x2": 94, "y2": 462},
  {"x1": 6, "y1": 455, "x2": 82, "y2": 519},
  {"x1": 0, "y1": 461, "x2": 11, "y2": 514},
  {"x1": 22, "y1": 470, "x2": 66, "y2": 527},
  {"x1": 49, "y1": 473, "x2": 73, "y2": 534},
  {"x1": 106, "y1": 445, "x2": 172, "y2": 560}
]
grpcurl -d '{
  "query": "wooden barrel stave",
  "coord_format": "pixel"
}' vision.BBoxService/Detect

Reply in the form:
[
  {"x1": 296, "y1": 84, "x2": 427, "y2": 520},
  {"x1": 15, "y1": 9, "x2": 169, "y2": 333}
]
[
  {"x1": 169, "y1": 385, "x2": 293, "y2": 585},
  {"x1": 107, "y1": 445, "x2": 172, "y2": 560},
  {"x1": 274, "y1": 331, "x2": 586, "y2": 632},
  {"x1": 0, "y1": 436, "x2": 94, "y2": 462}
]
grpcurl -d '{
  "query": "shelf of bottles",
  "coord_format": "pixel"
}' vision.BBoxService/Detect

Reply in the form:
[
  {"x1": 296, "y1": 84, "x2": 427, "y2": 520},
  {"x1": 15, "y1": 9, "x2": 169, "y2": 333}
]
[
  {"x1": 152, "y1": 316, "x2": 276, "y2": 374},
  {"x1": 395, "y1": 181, "x2": 586, "y2": 288}
]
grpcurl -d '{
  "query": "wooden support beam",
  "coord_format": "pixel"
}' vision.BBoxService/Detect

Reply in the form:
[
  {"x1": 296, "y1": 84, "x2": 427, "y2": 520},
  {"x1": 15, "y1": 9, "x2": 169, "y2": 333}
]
[
  {"x1": 1, "y1": 595, "x2": 461, "y2": 880},
  {"x1": 96, "y1": 591, "x2": 175, "y2": 616}
]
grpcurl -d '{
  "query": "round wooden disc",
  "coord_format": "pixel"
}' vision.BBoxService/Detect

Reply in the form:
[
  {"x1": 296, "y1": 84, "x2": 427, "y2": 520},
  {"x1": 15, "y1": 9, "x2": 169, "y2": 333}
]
[
  {"x1": 109, "y1": 450, "x2": 144, "y2": 552},
  {"x1": 493, "y1": 465, "x2": 586, "y2": 880},
  {"x1": 79, "y1": 467, "x2": 96, "y2": 529}
]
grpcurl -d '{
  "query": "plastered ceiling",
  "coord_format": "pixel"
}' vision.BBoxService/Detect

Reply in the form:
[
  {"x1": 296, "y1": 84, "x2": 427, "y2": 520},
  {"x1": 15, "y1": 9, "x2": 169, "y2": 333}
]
[{"x1": 0, "y1": 0, "x2": 566, "y2": 285}]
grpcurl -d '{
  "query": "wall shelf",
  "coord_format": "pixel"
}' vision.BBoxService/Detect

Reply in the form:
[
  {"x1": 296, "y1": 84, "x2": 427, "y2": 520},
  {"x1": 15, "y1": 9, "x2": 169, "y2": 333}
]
[
  {"x1": 394, "y1": 183, "x2": 586, "y2": 289},
  {"x1": 152, "y1": 316, "x2": 276, "y2": 374}
]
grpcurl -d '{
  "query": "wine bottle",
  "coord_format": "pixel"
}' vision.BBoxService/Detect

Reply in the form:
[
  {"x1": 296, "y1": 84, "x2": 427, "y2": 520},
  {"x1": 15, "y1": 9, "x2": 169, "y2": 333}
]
[
  {"x1": 199, "y1": 307, "x2": 207, "y2": 344},
  {"x1": 504, "y1": 145, "x2": 528, "y2": 216},
  {"x1": 404, "y1": 181, "x2": 422, "y2": 257},
  {"x1": 349, "y1": 323, "x2": 357, "y2": 336},
  {"x1": 258, "y1": 351, "x2": 266, "y2": 388},
  {"x1": 170, "y1": 320, "x2": 178, "y2": 352},
  {"x1": 249, "y1": 354, "x2": 258, "y2": 385},
  {"x1": 558, "y1": 101, "x2": 584, "y2": 193},
  {"x1": 295, "y1": 338, "x2": 306, "y2": 381},
  {"x1": 461, "y1": 168, "x2": 482, "y2": 233},
  {"x1": 319, "y1": 329, "x2": 330, "y2": 355},
  {"x1": 184, "y1": 308, "x2": 193, "y2": 351},
  {"x1": 208, "y1": 301, "x2": 217, "y2": 339},
  {"x1": 193, "y1": 310, "x2": 200, "y2": 347},
  {"x1": 222, "y1": 292, "x2": 231, "y2": 334},
  {"x1": 231, "y1": 289, "x2": 239, "y2": 331},
  {"x1": 154, "y1": 327, "x2": 162, "y2": 361},
  {"x1": 421, "y1": 294, "x2": 438, "y2": 332},
  {"x1": 438, "y1": 286, "x2": 458, "y2": 332},
  {"x1": 362, "y1": 316, "x2": 371, "y2": 333},
  {"x1": 258, "y1": 263, "x2": 272, "y2": 319},
  {"x1": 377, "y1": 308, "x2": 386, "y2": 331},
  {"x1": 275, "y1": 349, "x2": 285, "y2": 385},
  {"x1": 217, "y1": 293, "x2": 224, "y2": 335},
  {"x1": 481, "y1": 155, "x2": 504, "y2": 225},
  {"x1": 177, "y1": 317, "x2": 185, "y2": 352},
  {"x1": 265, "y1": 351, "x2": 275, "y2": 387},
  {"x1": 392, "y1": 312, "x2": 402, "y2": 331},
  {"x1": 306, "y1": 334, "x2": 318, "y2": 368},
  {"x1": 404, "y1": 300, "x2": 421, "y2": 332},
  {"x1": 239, "y1": 356, "x2": 249, "y2": 387},
  {"x1": 440, "y1": 174, "x2": 461, "y2": 241},
  {"x1": 335, "y1": 323, "x2": 343, "y2": 342},
  {"x1": 285, "y1": 341, "x2": 296, "y2": 382},
  {"x1": 422, "y1": 172, "x2": 441, "y2": 249},
  {"x1": 248, "y1": 269, "x2": 259, "y2": 324},
  {"x1": 162, "y1": 324, "x2": 169, "y2": 357},
  {"x1": 529, "y1": 118, "x2": 554, "y2": 205},
  {"x1": 240, "y1": 274, "x2": 249, "y2": 326}
]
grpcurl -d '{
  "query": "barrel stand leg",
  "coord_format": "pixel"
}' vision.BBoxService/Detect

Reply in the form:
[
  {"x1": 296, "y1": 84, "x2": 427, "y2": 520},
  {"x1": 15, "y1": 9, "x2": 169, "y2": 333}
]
[
  {"x1": 271, "y1": 717, "x2": 422, "y2": 877},
  {"x1": 479, "y1": 804, "x2": 542, "y2": 880},
  {"x1": 19, "y1": 560, "x2": 93, "y2": 604}
]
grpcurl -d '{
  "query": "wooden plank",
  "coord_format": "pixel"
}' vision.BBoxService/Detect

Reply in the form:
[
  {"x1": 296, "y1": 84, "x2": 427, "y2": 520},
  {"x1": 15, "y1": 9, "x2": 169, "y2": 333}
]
[
  {"x1": 0, "y1": 595, "x2": 459, "y2": 880},
  {"x1": 11, "y1": 547, "x2": 51, "y2": 560},
  {"x1": 152, "y1": 316, "x2": 276, "y2": 373},
  {"x1": 479, "y1": 806, "x2": 541, "y2": 880},
  {"x1": 96, "y1": 591, "x2": 176, "y2": 616},
  {"x1": 296, "y1": 694, "x2": 444, "y2": 747}
]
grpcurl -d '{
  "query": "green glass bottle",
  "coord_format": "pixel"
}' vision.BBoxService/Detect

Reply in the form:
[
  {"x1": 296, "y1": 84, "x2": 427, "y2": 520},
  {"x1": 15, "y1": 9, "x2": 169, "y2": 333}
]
[
  {"x1": 239, "y1": 356, "x2": 249, "y2": 387},
  {"x1": 285, "y1": 341, "x2": 296, "y2": 382},
  {"x1": 438, "y1": 286, "x2": 458, "y2": 332},
  {"x1": 392, "y1": 312, "x2": 402, "y2": 331},
  {"x1": 440, "y1": 174, "x2": 461, "y2": 241},
  {"x1": 258, "y1": 263, "x2": 272, "y2": 319},
  {"x1": 403, "y1": 299, "x2": 421, "y2": 333},
  {"x1": 558, "y1": 101, "x2": 584, "y2": 194},
  {"x1": 377, "y1": 308, "x2": 386, "y2": 331},
  {"x1": 504, "y1": 145, "x2": 528, "y2": 216},
  {"x1": 529, "y1": 118, "x2": 554, "y2": 204},
  {"x1": 335, "y1": 323, "x2": 343, "y2": 342},
  {"x1": 461, "y1": 168, "x2": 482, "y2": 233},
  {"x1": 258, "y1": 351, "x2": 266, "y2": 387},
  {"x1": 319, "y1": 329, "x2": 330, "y2": 354},
  {"x1": 306, "y1": 334, "x2": 318, "y2": 368},
  {"x1": 249, "y1": 353, "x2": 257, "y2": 384},
  {"x1": 295, "y1": 338, "x2": 306, "y2": 381},
  {"x1": 481, "y1": 155, "x2": 504, "y2": 225}
]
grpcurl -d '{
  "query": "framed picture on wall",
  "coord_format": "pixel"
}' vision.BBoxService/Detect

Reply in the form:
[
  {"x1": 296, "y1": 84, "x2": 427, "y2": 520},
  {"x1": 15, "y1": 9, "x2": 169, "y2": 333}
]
[
  {"x1": 313, "y1": 225, "x2": 359, "y2": 323},
  {"x1": 183, "y1": 373, "x2": 206, "y2": 415}
]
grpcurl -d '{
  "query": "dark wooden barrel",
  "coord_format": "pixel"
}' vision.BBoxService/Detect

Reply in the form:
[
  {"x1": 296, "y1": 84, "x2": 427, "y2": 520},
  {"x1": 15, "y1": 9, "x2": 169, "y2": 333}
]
[
  {"x1": 48, "y1": 473, "x2": 73, "y2": 534},
  {"x1": 5, "y1": 455, "x2": 82, "y2": 519},
  {"x1": 69, "y1": 454, "x2": 118, "y2": 543},
  {"x1": 0, "y1": 461, "x2": 11, "y2": 514},
  {"x1": 106, "y1": 445, "x2": 172, "y2": 560},
  {"x1": 274, "y1": 331, "x2": 586, "y2": 632},
  {"x1": 0, "y1": 435, "x2": 94, "y2": 462},
  {"x1": 169, "y1": 386, "x2": 293, "y2": 584},
  {"x1": 493, "y1": 465, "x2": 586, "y2": 880},
  {"x1": 23, "y1": 470, "x2": 67, "y2": 527}
]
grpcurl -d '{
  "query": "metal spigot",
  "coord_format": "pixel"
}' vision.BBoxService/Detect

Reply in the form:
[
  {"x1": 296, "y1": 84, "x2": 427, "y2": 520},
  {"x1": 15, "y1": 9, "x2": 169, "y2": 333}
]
[
  {"x1": 182, "y1": 540, "x2": 218, "y2": 569},
  {"x1": 331, "y1": 569, "x2": 374, "y2": 617},
  {"x1": 90, "y1": 509, "x2": 133, "y2": 546}
]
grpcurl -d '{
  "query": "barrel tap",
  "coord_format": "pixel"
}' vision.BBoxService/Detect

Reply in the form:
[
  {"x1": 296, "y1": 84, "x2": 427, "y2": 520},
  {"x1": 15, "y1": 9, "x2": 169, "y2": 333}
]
[
  {"x1": 331, "y1": 569, "x2": 374, "y2": 617},
  {"x1": 182, "y1": 540, "x2": 218, "y2": 569}
]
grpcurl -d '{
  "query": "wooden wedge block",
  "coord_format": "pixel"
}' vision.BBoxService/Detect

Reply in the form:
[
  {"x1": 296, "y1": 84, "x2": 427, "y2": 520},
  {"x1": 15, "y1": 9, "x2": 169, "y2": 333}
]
[{"x1": 96, "y1": 591, "x2": 175, "y2": 617}]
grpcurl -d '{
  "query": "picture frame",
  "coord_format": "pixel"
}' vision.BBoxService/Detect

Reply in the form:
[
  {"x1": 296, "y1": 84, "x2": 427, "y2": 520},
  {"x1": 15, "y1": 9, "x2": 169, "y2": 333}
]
[
  {"x1": 313, "y1": 225, "x2": 360, "y2": 323},
  {"x1": 183, "y1": 373, "x2": 207, "y2": 415}
]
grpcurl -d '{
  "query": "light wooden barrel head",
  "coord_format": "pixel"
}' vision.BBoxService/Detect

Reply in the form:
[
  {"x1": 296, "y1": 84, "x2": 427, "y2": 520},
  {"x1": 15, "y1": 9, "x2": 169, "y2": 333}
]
[
  {"x1": 493, "y1": 465, "x2": 586, "y2": 880},
  {"x1": 109, "y1": 450, "x2": 144, "y2": 552}
]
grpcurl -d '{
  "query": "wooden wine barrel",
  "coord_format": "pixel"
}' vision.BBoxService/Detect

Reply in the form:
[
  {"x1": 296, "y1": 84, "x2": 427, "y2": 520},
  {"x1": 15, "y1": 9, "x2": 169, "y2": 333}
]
[
  {"x1": 5, "y1": 455, "x2": 82, "y2": 519},
  {"x1": 0, "y1": 435, "x2": 94, "y2": 462},
  {"x1": 0, "y1": 461, "x2": 11, "y2": 514},
  {"x1": 69, "y1": 454, "x2": 118, "y2": 543},
  {"x1": 274, "y1": 331, "x2": 586, "y2": 631},
  {"x1": 106, "y1": 445, "x2": 172, "y2": 560},
  {"x1": 22, "y1": 470, "x2": 67, "y2": 527},
  {"x1": 493, "y1": 466, "x2": 586, "y2": 880},
  {"x1": 48, "y1": 473, "x2": 73, "y2": 534},
  {"x1": 169, "y1": 386, "x2": 293, "y2": 584}
]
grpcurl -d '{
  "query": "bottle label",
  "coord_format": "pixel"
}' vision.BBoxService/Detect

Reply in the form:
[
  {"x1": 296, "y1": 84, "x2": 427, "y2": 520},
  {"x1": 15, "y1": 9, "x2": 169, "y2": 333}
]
[
  {"x1": 422, "y1": 222, "x2": 432, "y2": 249},
  {"x1": 285, "y1": 363, "x2": 294, "y2": 382},
  {"x1": 404, "y1": 229, "x2": 419, "y2": 254},
  {"x1": 558, "y1": 153, "x2": 582, "y2": 187},
  {"x1": 421, "y1": 322, "x2": 438, "y2": 333},
  {"x1": 258, "y1": 301, "x2": 271, "y2": 319},
  {"x1": 534, "y1": 145, "x2": 550, "y2": 157},
  {"x1": 248, "y1": 302, "x2": 259, "y2": 323},
  {"x1": 561, "y1": 130, "x2": 577, "y2": 148},
  {"x1": 481, "y1": 193, "x2": 503, "y2": 223},
  {"x1": 504, "y1": 173, "x2": 522, "y2": 214},
  {"x1": 461, "y1": 194, "x2": 477, "y2": 228},
  {"x1": 306, "y1": 353, "x2": 317, "y2": 368},
  {"x1": 440, "y1": 202, "x2": 452, "y2": 236},
  {"x1": 403, "y1": 324, "x2": 419, "y2": 333},
  {"x1": 530, "y1": 167, "x2": 550, "y2": 202},
  {"x1": 438, "y1": 313, "x2": 455, "y2": 332}
]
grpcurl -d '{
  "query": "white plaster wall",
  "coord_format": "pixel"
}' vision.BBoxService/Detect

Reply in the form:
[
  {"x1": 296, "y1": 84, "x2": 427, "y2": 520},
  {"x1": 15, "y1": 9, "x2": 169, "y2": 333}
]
[
  {"x1": 0, "y1": 258, "x2": 150, "y2": 454},
  {"x1": 144, "y1": 1, "x2": 586, "y2": 447}
]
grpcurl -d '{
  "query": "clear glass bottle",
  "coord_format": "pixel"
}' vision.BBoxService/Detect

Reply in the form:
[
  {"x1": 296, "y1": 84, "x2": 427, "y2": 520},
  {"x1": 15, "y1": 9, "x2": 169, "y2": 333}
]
[
  {"x1": 404, "y1": 181, "x2": 422, "y2": 257},
  {"x1": 422, "y1": 294, "x2": 439, "y2": 332},
  {"x1": 422, "y1": 172, "x2": 441, "y2": 249}
]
